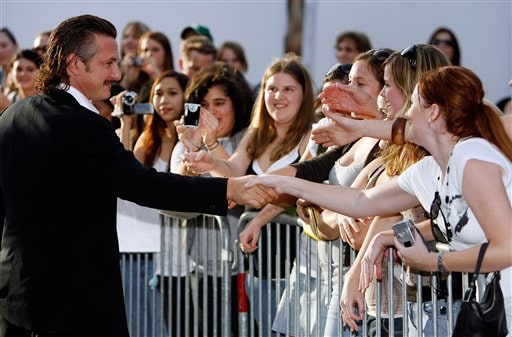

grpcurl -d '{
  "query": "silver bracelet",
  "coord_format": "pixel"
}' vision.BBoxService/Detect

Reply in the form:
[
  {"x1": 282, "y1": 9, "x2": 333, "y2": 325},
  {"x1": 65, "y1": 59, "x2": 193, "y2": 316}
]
[{"x1": 206, "y1": 140, "x2": 219, "y2": 151}]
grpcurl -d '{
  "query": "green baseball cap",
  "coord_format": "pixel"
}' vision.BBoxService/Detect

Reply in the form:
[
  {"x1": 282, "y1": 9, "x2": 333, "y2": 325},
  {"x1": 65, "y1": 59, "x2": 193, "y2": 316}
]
[{"x1": 180, "y1": 24, "x2": 213, "y2": 43}]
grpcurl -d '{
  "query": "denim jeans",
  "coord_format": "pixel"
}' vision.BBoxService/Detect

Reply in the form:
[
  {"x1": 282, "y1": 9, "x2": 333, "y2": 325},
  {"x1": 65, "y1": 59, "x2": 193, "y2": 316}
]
[
  {"x1": 272, "y1": 269, "x2": 329, "y2": 336},
  {"x1": 247, "y1": 277, "x2": 286, "y2": 337},
  {"x1": 407, "y1": 299, "x2": 462, "y2": 337},
  {"x1": 368, "y1": 316, "x2": 404, "y2": 337}
]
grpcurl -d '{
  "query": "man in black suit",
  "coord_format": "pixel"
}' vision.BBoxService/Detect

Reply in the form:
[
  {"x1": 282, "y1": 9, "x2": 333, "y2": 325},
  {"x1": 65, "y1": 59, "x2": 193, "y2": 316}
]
[{"x1": 0, "y1": 15, "x2": 274, "y2": 337}]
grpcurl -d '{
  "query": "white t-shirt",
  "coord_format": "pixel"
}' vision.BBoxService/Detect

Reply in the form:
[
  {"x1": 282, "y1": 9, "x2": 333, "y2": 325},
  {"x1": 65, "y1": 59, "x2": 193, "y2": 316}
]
[{"x1": 398, "y1": 137, "x2": 512, "y2": 332}]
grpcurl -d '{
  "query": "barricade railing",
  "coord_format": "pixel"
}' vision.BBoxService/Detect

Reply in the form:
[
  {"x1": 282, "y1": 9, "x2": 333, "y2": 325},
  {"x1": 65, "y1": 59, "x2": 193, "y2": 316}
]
[
  {"x1": 120, "y1": 210, "x2": 235, "y2": 337},
  {"x1": 121, "y1": 210, "x2": 470, "y2": 337}
]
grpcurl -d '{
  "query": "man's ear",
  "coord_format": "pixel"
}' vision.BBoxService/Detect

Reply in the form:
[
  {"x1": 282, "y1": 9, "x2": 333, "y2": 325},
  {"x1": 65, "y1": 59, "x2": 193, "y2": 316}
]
[
  {"x1": 178, "y1": 57, "x2": 184, "y2": 71},
  {"x1": 66, "y1": 53, "x2": 81, "y2": 76}
]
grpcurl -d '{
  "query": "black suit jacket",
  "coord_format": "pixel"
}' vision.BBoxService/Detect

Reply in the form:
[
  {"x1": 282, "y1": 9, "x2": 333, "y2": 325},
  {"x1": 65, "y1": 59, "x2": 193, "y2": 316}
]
[{"x1": 0, "y1": 90, "x2": 228, "y2": 336}]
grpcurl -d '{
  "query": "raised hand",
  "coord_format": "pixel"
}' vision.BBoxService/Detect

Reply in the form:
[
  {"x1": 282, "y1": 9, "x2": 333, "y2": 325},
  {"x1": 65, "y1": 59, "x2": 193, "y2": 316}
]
[
  {"x1": 200, "y1": 109, "x2": 220, "y2": 146},
  {"x1": 174, "y1": 116, "x2": 202, "y2": 152},
  {"x1": 319, "y1": 82, "x2": 379, "y2": 120},
  {"x1": 311, "y1": 111, "x2": 362, "y2": 147},
  {"x1": 139, "y1": 56, "x2": 161, "y2": 79}
]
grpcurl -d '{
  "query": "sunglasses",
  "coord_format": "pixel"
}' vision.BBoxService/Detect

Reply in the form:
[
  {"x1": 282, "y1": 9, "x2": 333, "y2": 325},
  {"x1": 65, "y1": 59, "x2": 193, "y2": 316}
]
[
  {"x1": 430, "y1": 191, "x2": 453, "y2": 243},
  {"x1": 372, "y1": 48, "x2": 392, "y2": 63},
  {"x1": 325, "y1": 63, "x2": 352, "y2": 79},
  {"x1": 431, "y1": 39, "x2": 455, "y2": 47},
  {"x1": 400, "y1": 44, "x2": 417, "y2": 68}
]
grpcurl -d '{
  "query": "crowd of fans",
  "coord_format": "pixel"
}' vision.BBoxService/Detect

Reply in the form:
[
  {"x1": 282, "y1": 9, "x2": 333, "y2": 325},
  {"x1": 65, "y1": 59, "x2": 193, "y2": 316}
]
[{"x1": 1, "y1": 19, "x2": 511, "y2": 337}]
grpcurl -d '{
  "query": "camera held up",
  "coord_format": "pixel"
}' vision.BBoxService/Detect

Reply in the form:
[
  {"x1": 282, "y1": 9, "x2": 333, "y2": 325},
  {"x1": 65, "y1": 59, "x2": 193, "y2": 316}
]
[{"x1": 112, "y1": 91, "x2": 154, "y2": 117}]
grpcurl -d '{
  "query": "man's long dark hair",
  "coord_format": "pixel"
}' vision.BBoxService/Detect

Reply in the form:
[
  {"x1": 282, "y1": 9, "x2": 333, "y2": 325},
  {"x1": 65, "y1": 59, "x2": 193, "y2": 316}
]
[{"x1": 36, "y1": 15, "x2": 117, "y2": 94}]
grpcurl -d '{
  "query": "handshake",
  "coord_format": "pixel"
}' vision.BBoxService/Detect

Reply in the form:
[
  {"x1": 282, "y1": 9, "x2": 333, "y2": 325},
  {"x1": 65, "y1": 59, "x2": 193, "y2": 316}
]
[{"x1": 226, "y1": 175, "x2": 284, "y2": 209}]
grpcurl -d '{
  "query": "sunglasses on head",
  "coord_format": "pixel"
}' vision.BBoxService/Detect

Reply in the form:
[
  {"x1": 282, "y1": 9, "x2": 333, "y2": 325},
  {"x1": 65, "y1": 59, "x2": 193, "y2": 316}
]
[
  {"x1": 400, "y1": 44, "x2": 417, "y2": 68},
  {"x1": 430, "y1": 191, "x2": 453, "y2": 243},
  {"x1": 372, "y1": 48, "x2": 392, "y2": 63},
  {"x1": 431, "y1": 39, "x2": 455, "y2": 47},
  {"x1": 325, "y1": 63, "x2": 352, "y2": 79}
]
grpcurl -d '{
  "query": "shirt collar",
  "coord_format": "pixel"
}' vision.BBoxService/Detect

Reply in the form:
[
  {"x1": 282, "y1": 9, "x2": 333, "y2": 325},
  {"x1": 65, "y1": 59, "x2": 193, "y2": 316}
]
[{"x1": 59, "y1": 84, "x2": 100, "y2": 114}]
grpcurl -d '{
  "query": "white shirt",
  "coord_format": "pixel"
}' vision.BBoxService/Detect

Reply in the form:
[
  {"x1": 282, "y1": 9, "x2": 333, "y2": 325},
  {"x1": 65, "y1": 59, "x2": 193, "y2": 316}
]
[
  {"x1": 60, "y1": 84, "x2": 100, "y2": 114},
  {"x1": 398, "y1": 137, "x2": 512, "y2": 332}
]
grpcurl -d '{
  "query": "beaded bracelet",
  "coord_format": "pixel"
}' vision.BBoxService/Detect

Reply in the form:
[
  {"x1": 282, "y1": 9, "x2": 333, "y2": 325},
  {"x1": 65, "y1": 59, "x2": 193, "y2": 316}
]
[
  {"x1": 391, "y1": 117, "x2": 407, "y2": 145},
  {"x1": 206, "y1": 140, "x2": 220, "y2": 151}
]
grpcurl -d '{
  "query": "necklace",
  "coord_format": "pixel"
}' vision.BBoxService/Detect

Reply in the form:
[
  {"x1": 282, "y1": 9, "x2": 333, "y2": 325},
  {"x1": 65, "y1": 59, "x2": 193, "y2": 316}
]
[
  {"x1": 435, "y1": 140, "x2": 470, "y2": 237},
  {"x1": 433, "y1": 149, "x2": 454, "y2": 243}
]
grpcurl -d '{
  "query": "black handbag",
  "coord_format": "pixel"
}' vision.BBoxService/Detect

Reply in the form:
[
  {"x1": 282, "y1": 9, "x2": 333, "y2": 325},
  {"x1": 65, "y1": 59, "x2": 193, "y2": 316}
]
[{"x1": 453, "y1": 242, "x2": 508, "y2": 337}]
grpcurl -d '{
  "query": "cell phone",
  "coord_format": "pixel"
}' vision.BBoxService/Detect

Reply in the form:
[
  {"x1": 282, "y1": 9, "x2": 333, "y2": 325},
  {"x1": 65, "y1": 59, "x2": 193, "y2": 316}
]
[
  {"x1": 392, "y1": 219, "x2": 416, "y2": 247},
  {"x1": 184, "y1": 103, "x2": 201, "y2": 127}
]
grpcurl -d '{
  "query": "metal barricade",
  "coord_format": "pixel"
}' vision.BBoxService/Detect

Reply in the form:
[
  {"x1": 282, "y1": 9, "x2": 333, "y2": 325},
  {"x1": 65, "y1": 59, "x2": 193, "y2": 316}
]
[
  {"x1": 238, "y1": 211, "x2": 335, "y2": 337},
  {"x1": 238, "y1": 211, "x2": 466, "y2": 337},
  {"x1": 120, "y1": 209, "x2": 468, "y2": 337},
  {"x1": 120, "y1": 210, "x2": 236, "y2": 337}
]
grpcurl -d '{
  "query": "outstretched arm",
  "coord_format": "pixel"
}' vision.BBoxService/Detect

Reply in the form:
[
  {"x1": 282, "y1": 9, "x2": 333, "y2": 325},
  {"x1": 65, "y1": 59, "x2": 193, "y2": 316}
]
[
  {"x1": 313, "y1": 109, "x2": 511, "y2": 148},
  {"x1": 312, "y1": 113, "x2": 392, "y2": 148},
  {"x1": 246, "y1": 174, "x2": 418, "y2": 219}
]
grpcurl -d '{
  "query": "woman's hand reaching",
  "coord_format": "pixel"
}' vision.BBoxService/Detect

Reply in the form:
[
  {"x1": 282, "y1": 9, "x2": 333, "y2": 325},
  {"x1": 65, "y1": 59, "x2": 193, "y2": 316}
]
[
  {"x1": 319, "y1": 82, "x2": 380, "y2": 120},
  {"x1": 181, "y1": 150, "x2": 216, "y2": 175},
  {"x1": 311, "y1": 111, "x2": 362, "y2": 147}
]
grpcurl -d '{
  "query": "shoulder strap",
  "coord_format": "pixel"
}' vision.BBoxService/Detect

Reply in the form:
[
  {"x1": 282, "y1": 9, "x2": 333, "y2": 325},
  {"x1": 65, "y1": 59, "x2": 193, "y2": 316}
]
[
  {"x1": 363, "y1": 140, "x2": 381, "y2": 167},
  {"x1": 465, "y1": 242, "x2": 489, "y2": 299},
  {"x1": 473, "y1": 242, "x2": 489, "y2": 275},
  {"x1": 366, "y1": 164, "x2": 386, "y2": 189}
]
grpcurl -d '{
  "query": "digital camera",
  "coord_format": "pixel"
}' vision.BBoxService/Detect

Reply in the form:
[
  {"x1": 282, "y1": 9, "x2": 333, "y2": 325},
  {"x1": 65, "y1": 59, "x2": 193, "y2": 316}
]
[
  {"x1": 392, "y1": 219, "x2": 416, "y2": 247},
  {"x1": 184, "y1": 103, "x2": 201, "y2": 127},
  {"x1": 121, "y1": 91, "x2": 154, "y2": 115}
]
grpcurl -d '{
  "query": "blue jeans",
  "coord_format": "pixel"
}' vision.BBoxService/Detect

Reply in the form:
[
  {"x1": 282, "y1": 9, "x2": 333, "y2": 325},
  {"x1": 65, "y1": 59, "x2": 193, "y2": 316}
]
[
  {"x1": 247, "y1": 277, "x2": 286, "y2": 337},
  {"x1": 407, "y1": 299, "x2": 462, "y2": 337},
  {"x1": 368, "y1": 316, "x2": 403, "y2": 337},
  {"x1": 272, "y1": 269, "x2": 329, "y2": 336}
]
